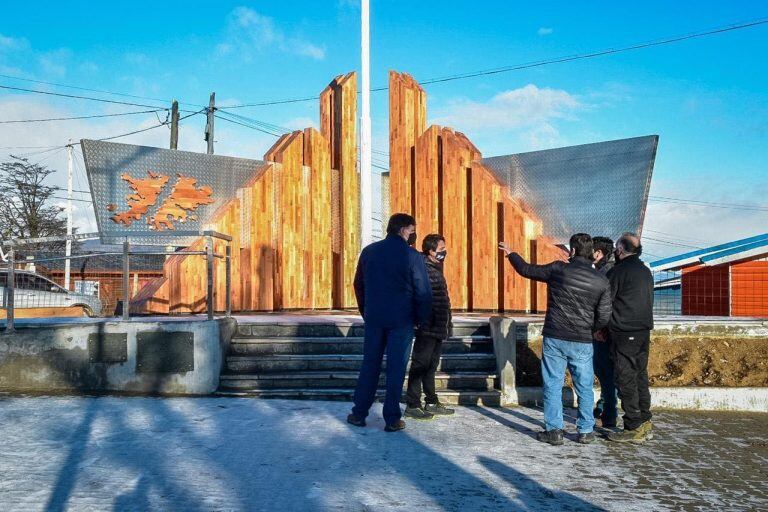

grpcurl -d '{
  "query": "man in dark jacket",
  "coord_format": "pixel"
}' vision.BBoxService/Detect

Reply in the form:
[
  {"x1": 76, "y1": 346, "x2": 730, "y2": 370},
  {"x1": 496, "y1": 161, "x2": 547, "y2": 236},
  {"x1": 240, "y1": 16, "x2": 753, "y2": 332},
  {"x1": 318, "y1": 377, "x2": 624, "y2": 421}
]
[
  {"x1": 348, "y1": 213, "x2": 432, "y2": 432},
  {"x1": 405, "y1": 234, "x2": 455, "y2": 420},
  {"x1": 500, "y1": 234, "x2": 611, "y2": 445},
  {"x1": 606, "y1": 233, "x2": 655, "y2": 444},
  {"x1": 591, "y1": 236, "x2": 618, "y2": 427}
]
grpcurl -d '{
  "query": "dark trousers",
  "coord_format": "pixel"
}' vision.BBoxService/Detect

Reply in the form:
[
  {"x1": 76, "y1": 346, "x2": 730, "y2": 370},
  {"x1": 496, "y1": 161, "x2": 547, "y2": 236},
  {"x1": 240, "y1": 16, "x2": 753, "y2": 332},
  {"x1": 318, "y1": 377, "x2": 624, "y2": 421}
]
[
  {"x1": 593, "y1": 339, "x2": 618, "y2": 425},
  {"x1": 611, "y1": 330, "x2": 652, "y2": 430},
  {"x1": 352, "y1": 325, "x2": 414, "y2": 425},
  {"x1": 406, "y1": 334, "x2": 443, "y2": 407}
]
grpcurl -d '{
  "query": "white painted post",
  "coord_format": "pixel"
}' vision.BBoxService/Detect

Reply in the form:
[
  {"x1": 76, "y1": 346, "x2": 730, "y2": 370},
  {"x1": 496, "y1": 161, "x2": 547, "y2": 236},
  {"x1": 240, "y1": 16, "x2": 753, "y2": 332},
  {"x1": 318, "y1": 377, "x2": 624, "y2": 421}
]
[
  {"x1": 360, "y1": 0, "x2": 373, "y2": 248},
  {"x1": 64, "y1": 141, "x2": 73, "y2": 290}
]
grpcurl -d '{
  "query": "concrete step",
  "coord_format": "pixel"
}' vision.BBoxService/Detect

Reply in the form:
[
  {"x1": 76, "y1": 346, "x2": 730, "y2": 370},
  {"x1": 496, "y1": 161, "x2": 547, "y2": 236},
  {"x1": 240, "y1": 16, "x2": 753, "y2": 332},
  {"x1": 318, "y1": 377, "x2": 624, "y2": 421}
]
[
  {"x1": 214, "y1": 388, "x2": 502, "y2": 406},
  {"x1": 219, "y1": 371, "x2": 497, "y2": 391},
  {"x1": 236, "y1": 322, "x2": 491, "y2": 339},
  {"x1": 225, "y1": 353, "x2": 498, "y2": 374},
  {"x1": 228, "y1": 336, "x2": 493, "y2": 356}
]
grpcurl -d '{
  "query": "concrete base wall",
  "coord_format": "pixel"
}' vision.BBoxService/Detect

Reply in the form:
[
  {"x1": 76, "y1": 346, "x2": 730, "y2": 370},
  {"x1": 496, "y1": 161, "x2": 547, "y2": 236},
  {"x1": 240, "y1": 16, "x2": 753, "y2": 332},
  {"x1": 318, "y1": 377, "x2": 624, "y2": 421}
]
[{"x1": 0, "y1": 317, "x2": 237, "y2": 395}]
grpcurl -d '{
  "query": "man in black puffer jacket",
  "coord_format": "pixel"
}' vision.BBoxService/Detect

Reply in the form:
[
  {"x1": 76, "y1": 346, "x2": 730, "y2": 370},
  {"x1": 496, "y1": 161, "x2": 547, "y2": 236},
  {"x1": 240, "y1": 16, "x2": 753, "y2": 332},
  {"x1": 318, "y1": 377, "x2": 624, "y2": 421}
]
[
  {"x1": 500, "y1": 233, "x2": 611, "y2": 446},
  {"x1": 405, "y1": 234, "x2": 455, "y2": 419}
]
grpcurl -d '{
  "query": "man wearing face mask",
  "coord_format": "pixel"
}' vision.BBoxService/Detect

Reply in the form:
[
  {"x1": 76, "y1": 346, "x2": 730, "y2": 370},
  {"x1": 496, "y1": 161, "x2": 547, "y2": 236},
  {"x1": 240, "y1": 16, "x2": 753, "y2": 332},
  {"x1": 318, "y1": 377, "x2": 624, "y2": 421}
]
[
  {"x1": 405, "y1": 234, "x2": 455, "y2": 419},
  {"x1": 591, "y1": 236, "x2": 618, "y2": 428},
  {"x1": 348, "y1": 213, "x2": 432, "y2": 432}
]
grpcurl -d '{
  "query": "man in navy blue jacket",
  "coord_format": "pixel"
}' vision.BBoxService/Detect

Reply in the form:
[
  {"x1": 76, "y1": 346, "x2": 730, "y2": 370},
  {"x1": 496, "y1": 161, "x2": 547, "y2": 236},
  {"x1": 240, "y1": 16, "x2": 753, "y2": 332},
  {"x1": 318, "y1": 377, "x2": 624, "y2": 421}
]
[{"x1": 348, "y1": 213, "x2": 433, "y2": 432}]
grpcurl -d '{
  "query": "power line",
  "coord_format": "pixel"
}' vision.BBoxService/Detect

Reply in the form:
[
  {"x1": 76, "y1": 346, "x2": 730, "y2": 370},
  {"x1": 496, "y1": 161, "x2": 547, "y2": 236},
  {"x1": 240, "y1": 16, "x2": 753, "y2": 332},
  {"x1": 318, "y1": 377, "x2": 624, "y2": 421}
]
[
  {"x1": 0, "y1": 109, "x2": 166, "y2": 124},
  {"x1": 0, "y1": 83, "x2": 169, "y2": 110},
  {"x1": 219, "y1": 17, "x2": 768, "y2": 108},
  {"x1": 214, "y1": 112, "x2": 285, "y2": 137},
  {"x1": 0, "y1": 73, "x2": 204, "y2": 109},
  {"x1": 648, "y1": 195, "x2": 768, "y2": 212},
  {"x1": 643, "y1": 236, "x2": 703, "y2": 250}
]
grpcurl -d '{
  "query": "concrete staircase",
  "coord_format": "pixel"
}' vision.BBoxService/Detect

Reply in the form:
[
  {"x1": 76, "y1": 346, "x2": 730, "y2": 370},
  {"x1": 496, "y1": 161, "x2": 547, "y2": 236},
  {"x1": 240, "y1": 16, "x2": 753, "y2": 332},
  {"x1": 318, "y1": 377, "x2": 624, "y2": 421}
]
[{"x1": 216, "y1": 320, "x2": 501, "y2": 406}]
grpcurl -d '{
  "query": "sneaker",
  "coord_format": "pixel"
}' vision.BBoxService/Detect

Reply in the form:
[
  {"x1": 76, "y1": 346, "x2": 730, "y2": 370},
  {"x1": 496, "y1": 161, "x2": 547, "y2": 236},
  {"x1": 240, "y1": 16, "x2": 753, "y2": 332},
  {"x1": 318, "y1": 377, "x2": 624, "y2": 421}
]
[
  {"x1": 607, "y1": 427, "x2": 646, "y2": 444},
  {"x1": 577, "y1": 432, "x2": 596, "y2": 444},
  {"x1": 425, "y1": 402, "x2": 455, "y2": 415},
  {"x1": 593, "y1": 399, "x2": 604, "y2": 419},
  {"x1": 404, "y1": 406, "x2": 435, "y2": 420},
  {"x1": 384, "y1": 420, "x2": 406, "y2": 432},
  {"x1": 536, "y1": 429, "x2": 564, "y2": 446},
  {"x1": 347, "y1": 414, "x2": 366, "y2": 427}
]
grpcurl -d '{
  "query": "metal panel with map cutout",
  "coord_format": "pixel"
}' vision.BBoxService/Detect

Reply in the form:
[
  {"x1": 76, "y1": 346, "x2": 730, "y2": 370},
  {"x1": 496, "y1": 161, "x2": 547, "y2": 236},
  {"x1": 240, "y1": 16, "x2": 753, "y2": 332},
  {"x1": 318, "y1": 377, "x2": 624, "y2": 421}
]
[{"x1": 81, "y1": 139, "x2": 268, "y2": 245}]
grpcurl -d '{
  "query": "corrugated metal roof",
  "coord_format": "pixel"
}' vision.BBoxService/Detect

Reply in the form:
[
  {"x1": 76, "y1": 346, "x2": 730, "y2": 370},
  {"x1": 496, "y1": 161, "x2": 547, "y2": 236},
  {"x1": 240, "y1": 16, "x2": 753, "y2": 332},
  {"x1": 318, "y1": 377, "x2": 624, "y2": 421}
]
[{"x1": 650, "y1": 233, "x2": 768, "y2": 271}]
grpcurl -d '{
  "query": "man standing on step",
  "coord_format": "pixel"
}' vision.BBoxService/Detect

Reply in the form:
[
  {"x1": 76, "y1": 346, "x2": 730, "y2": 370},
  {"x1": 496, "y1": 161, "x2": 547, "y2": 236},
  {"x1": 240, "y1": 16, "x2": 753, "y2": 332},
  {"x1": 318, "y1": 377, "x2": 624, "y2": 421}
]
[
  {"x1": 499, "y1": 234, "x2": 611, "y2": 446},
  {"x1": 348, "y1": 213, "x2": 432, "y2": 432},
  {"x1": 606, "y1": 233, "x2": 655, "y2": 444},
  {"x1": 405, "y1": 234, "x2": 455, "y2": 420}
]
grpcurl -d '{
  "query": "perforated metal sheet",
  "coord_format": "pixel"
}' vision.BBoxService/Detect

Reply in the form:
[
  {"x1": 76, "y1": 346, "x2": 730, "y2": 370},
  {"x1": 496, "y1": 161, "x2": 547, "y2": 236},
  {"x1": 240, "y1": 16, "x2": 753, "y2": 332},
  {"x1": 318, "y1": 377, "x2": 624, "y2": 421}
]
[
  {"x1": 481, "y1": 135, "x2": 658, "y2": 244},
  {"x1": 81, "y1": 139, "x2": 267, "y2": 245}
]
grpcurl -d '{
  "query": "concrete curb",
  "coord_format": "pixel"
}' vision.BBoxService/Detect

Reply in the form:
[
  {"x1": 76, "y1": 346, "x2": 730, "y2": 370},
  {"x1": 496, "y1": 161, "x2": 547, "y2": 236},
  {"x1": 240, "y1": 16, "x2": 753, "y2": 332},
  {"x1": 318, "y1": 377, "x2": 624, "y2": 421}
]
[{"x1": 513, "y1": 386, "x2": 768, "y2": 413}]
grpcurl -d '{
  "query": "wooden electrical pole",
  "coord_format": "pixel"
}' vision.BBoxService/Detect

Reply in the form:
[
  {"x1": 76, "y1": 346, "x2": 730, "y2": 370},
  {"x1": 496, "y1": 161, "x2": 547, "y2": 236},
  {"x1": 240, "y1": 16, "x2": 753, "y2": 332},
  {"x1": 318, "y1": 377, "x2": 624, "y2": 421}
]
[
  {"x1": 170, "y1": 100, "x2": 179, "y2": 149},
  {"x1": 205, "y1": 92, "x2": 215, "y2": 154}
]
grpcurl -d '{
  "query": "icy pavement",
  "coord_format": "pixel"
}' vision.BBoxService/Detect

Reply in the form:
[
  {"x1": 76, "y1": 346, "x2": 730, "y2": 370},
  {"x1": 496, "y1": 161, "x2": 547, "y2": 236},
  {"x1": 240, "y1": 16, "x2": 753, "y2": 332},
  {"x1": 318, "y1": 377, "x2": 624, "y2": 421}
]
[{"x1": 0, "y1": 397, "x2": 766, "y2": 511}]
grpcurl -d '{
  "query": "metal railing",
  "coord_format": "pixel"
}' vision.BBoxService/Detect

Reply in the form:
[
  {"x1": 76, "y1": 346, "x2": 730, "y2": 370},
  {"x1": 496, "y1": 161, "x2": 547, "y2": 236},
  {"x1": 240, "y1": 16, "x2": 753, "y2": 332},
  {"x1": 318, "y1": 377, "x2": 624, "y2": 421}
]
[{"x1": 1, "y1": 231, "x2": 232, "y2": 332}]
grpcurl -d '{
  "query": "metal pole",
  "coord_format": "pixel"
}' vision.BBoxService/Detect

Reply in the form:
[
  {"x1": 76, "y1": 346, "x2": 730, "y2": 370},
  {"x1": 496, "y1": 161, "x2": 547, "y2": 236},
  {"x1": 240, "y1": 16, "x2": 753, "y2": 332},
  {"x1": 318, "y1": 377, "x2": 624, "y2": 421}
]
[
  {"x1": 64, "y1": 141, "x2": 73, "y2": 290},
  {"x1": 6, "y1": 248, "x2": 14, "y2": 333},
  {"x1": 360, "y1": 0, "x2": 373, "y2": 248},
  {"x1": 225, "y1": 243, "x2": 232, "y2": 318},
  {"x1": 206, "y1": 236, "x2": 214, "y2": 320},
  {"x1": 122, "y1": 240, "x2": 130, "y2": 321}
]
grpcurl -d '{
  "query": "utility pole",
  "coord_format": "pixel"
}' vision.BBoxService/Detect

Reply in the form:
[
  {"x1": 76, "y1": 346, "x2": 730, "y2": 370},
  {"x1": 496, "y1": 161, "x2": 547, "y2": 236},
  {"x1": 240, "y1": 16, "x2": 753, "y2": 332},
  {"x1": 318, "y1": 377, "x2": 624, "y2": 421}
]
[
  {"x1": 170, "y1": 100, "x2": 179, "y2": 150},
  {"x1": 64, "y1": 141, "x2": 73, "y2": 290},
  {"x1": 205, "y1": 92, "x2": 215, "y2": 155},
  {"x1": 360, "y1": 0, "x2": 373, "y2": 248}
]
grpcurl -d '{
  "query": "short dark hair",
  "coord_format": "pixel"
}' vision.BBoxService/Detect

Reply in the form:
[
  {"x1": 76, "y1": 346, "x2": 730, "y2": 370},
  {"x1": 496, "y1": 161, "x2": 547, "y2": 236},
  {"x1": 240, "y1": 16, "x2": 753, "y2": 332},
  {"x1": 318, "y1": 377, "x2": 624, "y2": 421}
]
[
  {"x1": 386, "y1": 213, "x2": 416, "y2": 235},
  {"x1": 618, "y1": 232, "x2": 642, "y2": 257},
  {"x1": 569, "y1": 233, "x2": 593, "y2": 259},
  {"x1": 422, "y1": 234, "x2": 445, "y2": 254},
  {"x1": 592, "y1": 236, "x2": 614, "y2": 258}
]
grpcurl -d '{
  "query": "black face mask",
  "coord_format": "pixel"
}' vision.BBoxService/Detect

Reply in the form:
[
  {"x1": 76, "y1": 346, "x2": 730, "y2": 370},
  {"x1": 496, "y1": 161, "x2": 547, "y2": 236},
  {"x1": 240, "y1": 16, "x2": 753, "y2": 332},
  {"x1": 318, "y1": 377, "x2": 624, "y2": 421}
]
[
  {"x1": 614, "y1": 249, "x2": 621, "y2": 261},
  {"x1": 407, "y1": 232, "x2": 417, "y2": 246},
  {"x1": 435, "y1": 250, "x2": 447, "y2": 261}
]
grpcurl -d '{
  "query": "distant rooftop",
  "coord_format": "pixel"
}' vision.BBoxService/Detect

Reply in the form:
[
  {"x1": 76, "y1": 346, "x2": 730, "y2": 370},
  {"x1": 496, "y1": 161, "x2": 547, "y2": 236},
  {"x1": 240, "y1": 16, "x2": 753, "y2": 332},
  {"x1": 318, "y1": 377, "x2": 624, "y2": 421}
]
[{"x1": 650, "y1": 233, "x2": 768, "y2": 271}]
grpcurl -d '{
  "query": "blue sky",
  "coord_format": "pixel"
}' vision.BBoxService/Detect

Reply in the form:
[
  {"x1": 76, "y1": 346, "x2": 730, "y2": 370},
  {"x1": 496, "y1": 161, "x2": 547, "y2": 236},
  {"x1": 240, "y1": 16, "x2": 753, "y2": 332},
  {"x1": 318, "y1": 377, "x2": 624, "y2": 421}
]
[{"x1": 1, "y1": 1, "x2": 766, "y2": 258}]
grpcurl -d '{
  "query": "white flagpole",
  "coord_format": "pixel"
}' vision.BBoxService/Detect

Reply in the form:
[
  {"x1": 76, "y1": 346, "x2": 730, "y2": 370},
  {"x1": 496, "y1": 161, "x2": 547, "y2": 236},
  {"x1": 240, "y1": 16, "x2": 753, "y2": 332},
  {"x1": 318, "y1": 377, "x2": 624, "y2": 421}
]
[
  {"x1": 360, "y1": 0, "x2": 373, "y2": 247},
  {"x1": 64, "y1": 141, "x2": 73, "y2": 290}
]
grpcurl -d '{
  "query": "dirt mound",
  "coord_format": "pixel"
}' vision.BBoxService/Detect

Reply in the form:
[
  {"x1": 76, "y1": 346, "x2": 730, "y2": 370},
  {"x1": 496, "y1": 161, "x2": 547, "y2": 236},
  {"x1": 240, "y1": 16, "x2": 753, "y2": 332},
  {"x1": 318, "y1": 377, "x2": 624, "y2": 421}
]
[{"x1": 516, "y1": 335, "x2": 768, "y2": 387}]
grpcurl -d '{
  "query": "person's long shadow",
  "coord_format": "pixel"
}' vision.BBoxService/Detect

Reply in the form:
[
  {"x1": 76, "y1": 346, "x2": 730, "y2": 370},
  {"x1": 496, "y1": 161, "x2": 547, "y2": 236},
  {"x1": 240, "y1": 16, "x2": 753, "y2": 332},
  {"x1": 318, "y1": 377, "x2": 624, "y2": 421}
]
[
  {"x1": 477, "y1": 456, "x2": 608, "y2": 511},
  {"x1": 472, "y1": 406, "x2": 540, "y2": 440}
]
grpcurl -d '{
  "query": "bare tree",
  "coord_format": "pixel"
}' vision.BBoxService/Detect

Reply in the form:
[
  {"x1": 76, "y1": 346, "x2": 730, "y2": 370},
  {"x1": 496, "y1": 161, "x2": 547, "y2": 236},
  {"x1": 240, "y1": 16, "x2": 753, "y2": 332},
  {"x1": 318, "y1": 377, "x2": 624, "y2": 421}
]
[{"x1": 0, "y1": 156, "x2": 67, "y2": 243}]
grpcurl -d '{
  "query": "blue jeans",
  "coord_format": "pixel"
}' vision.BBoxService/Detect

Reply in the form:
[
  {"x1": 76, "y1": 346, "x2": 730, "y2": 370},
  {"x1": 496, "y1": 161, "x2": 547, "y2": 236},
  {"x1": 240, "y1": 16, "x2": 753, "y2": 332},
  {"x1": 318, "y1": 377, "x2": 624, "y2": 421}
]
[
  {"x1": 593, "y1": 339, "x2": 618, "y2": 425},
  {"x1": 542, "y1": 336, "x2": 595, "y2": 433},
  {"x1": 352, "y1": 325, "x2": 414, "y2": 425}
]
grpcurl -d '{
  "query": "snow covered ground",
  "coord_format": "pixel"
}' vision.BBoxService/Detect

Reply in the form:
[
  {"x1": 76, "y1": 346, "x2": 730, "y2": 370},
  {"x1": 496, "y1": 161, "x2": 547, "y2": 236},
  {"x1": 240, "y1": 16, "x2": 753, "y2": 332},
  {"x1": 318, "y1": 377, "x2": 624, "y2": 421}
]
[{"x1": 0, "y1": 396, "x2": 766, "y2": 511}]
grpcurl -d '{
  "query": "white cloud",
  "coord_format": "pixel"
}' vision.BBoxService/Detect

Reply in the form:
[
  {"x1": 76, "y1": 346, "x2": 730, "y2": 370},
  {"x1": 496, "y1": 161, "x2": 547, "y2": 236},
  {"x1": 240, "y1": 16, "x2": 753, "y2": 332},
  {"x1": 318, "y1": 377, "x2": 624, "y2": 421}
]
[
  {"x1": 432, "y1": 84, "x2": 580, "y2": 149},
  {"x1": 38, "y1": 48, "x2": 72, "y2": 76},
  {"x1": 537, "y1": 27, "x2": 554, "y2": 36},
  {"x1": 0, "y1": 33, "x2": 28, "y2": 51},
  {"x1": 218, "y1": 7, "x2": 326, "y2": 61}
]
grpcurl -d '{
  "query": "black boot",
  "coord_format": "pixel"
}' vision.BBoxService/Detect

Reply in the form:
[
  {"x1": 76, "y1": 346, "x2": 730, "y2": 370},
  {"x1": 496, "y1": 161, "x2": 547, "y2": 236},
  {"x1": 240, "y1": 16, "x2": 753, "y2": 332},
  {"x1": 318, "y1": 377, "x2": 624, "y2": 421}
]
[{"x1": 536, "y1": 429, "x2": 564, "y2": 446}]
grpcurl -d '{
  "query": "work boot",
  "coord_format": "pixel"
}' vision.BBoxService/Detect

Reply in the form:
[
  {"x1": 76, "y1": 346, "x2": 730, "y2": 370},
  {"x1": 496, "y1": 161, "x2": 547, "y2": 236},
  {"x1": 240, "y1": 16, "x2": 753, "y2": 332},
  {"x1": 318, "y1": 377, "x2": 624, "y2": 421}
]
[
  {"x1": 384, "y1": 420, "x2": 406, "y2": 432},
  {"x1": 404, "y1": 406, "x2": 435, "y2": 420},
  {"x1": 639, "y1": 420, "x2": 654, "y2": 441},
  {"x1": 536, "y1": 429, "x2": 564, "y2": 446},
  {"x1": 593, "y1": 398, "x2": 604, "y2": 419},
  {"x1": 346, "y1": 414, "x2": 366, "y2": 427},
  {"x1": 425, "y1": 402, "x2": 455, "y2": 415},
  {"x1": 577, "y1": 432, "x2": 596, "y2": 444},
  {"x1": 607, "y1": 427, "x2": 646, "y2": 444}
]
